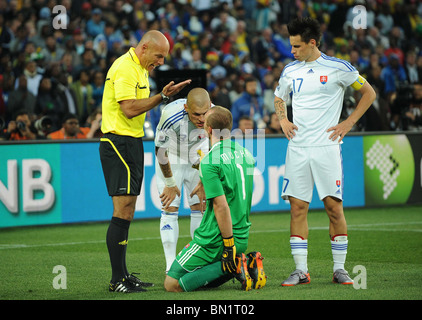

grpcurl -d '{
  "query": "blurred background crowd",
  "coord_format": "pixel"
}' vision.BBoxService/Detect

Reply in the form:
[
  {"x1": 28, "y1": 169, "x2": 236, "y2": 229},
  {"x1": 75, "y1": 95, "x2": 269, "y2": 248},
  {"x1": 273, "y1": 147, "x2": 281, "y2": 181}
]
[{"x1": 1, "y1": 0, "x2": 422, "y2": 141}]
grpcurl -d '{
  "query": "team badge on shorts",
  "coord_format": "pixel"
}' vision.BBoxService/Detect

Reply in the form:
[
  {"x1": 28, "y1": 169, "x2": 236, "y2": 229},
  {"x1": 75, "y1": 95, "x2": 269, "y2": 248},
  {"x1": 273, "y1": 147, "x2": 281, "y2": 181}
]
[
  {"x1": 336, "y1": 180, "x2": 342, "y2": 195},
  {"x1": 320, "y1": 75, "x2": 328, "y2": 84}
]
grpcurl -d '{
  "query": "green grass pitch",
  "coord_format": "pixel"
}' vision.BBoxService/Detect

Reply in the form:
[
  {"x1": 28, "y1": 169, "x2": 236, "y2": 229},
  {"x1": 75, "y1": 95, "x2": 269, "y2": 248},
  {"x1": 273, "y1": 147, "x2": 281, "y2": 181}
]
[{"x1": 1, "y1": 205, "x2": 421, "y2": 303}]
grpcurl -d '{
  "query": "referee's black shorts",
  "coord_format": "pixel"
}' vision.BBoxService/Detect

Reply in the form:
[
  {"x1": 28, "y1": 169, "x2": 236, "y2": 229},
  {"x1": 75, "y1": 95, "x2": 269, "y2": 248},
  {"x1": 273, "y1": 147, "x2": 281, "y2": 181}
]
[{"x1": 99, "y1": 133, "x2": 144, "y2": 196}]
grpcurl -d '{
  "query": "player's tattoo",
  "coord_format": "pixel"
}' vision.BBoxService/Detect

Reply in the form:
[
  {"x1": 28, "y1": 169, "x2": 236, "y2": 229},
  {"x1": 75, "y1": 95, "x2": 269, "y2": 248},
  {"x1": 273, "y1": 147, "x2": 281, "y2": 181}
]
[
  {"x1": 156, "y1": 147, "x2": 173, "y2": 177},
  {"x1": 274, "y1": 98, "x2": 287, "y2": 121},
  {"x1": 159, "y1": 161, "x2": 173, "y2": 178}
]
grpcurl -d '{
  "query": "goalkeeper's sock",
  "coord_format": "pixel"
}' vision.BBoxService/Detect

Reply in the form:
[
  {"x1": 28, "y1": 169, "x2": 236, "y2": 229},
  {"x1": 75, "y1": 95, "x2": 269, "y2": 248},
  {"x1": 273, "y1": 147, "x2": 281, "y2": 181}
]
[
  {"x1": 331, "y1": 234, "x2": 348, "y2": 272},
  {"x1": 290, "y1": 235, "x2": 308, "y2": 273},
  {"x1": 178, "y1": 261, "x2": 225, "y2": 292},
  {"x1": 160, "y1": 211, "x2": 179, "y2": 272},
  {"x1": 106, "y1": 216, "x2": 130, "y2": 283},
  {"x1": 190, "y1": 210, "x2": 203, "y2": 239}
]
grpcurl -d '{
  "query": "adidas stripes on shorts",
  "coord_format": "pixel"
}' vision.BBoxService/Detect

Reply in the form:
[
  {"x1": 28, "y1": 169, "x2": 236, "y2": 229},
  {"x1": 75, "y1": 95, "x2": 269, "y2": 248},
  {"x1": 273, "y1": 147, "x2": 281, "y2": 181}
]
[{"x1": 167, "y1": 239, "x2": 248, "y2": 280}]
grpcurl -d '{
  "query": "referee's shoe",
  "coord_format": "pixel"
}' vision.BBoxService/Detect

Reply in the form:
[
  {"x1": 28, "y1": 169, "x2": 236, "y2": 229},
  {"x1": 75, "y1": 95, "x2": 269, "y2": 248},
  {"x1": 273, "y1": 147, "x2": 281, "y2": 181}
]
[
  {"x1": 127, "y1": 272, "x2": 154, "y2": 288},
  {"x1": 109, "y1": 277, "x2": 147, "y2": 293}
]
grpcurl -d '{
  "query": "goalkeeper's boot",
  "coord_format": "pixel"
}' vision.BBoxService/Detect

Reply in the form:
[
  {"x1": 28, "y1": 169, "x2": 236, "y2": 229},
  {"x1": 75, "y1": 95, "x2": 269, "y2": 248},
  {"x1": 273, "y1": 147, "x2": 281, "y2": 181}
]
[
  {"x1": 281, "y1": 269, "x2": 311, "y2": 286},
  {"x1": 234, "y1": 253, "x2": 252, "y2": 291},
  {"x1": 127, "y1": 272, "x2": 154, "y2": 287},
  {"x1": 109, "y1": 277, "x2": 147, "y2": 293},
  {"x1": 246, "y1": 251, "x2": 267, "y2": 289},
  {"x1": 332, "y1": 269, "x2": 354, "y2": 285}
]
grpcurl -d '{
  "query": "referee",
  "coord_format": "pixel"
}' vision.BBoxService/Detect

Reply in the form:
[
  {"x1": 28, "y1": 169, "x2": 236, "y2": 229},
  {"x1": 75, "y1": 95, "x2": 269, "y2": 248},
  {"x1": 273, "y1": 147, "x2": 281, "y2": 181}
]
[{"x1": 99, "y1": 30, "x2": 191, "y2": 293}]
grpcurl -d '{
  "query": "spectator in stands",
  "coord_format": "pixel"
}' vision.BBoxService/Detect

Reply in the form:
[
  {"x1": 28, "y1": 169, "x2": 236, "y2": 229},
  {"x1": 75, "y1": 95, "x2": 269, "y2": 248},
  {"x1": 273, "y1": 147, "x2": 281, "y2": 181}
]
[
  {"x1": 3, "y1": 109, "x2": 39, "y2": 141},
  {"x1": 86, "y1": 8, "x2": 105, "y2": 38},
  {"x1": 7, "y1": 74, "x2": 36, "y2": 117},
  {"x1": 47, "y1": 113, "x2": 94, "y2": 139},
  {"x1": 381, "y1": 54, "x2": 407, "y2": 99},
  {"x1": 401, "y1": 83, "x2": 422, "y2": 131},
  {"x1": 404, "y1": 50, "x2": 420, "y2": 84},
  {"x1": 35, "y1": 76, "x2": 66, "y2": 129},
  {"x1": 91, "y1": 71, "x2": 105, "y2": 108},
  {"x1": 231, "y1": 76, "x2": 264, "y2": 130},
  {"x1": 234, "y1": 20, "x2": 252, "y2": 57},
  {"x1": 229, "y1": 77, "x2": 245, "y2": 105},
  {"x1": 40, "y1": 34, "x2": 65, "y2": 63},
  {"x1": 265, "y1": 112, "x2": 283, "y2": 135},
  {"x1": 72, "y1": 28, "x2": 86, "y2": 57},
  {"x1": 56, "y1": 72, "x2": 78, "y2": 118},
  {"x1": 15, "y1": 60, "x2": 42, "y2": 97},
  {"x1": 366, "y1": 26, "x2": 389, "y2": 52},
  {"x1": 384, "y1": 36, "x2": 405, "y2": 66},
  {"x1": 272, "y1": 23, "x2": 294, "y2": 63},
  {"x1": 84, "y1": 107, "x2": 103, "y2": 138},
  {"x1": 210, "y1": 10, "x2": 237, "y2": 33},
  {"x1": 0, "y1": 14, "x2": 13, "y2": 51},
  {"x1": 254, "y1": 27, "x2": 281, "y2": 66},
  {"x1": 72, "y1": 48, "x2": 98, "y2": 79},
  {"x1": 9, "y1": 24, "x2": 29, "y2": 55},
  {"x1": 236, "y1": 115, "x2": 254, "y2": 135},
  {"x1": 70, "y1": 69, "x2": 94, "y2": 124},
  {"x1": 376, "y1": 3, "x2": 394, "y2": 36}
]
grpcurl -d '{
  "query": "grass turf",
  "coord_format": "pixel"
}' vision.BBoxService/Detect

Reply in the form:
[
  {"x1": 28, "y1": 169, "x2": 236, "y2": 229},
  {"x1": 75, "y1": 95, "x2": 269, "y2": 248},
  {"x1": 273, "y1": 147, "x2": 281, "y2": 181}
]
[{"x1": 0, "y1": 205, "x2": 421, "y2": 302}]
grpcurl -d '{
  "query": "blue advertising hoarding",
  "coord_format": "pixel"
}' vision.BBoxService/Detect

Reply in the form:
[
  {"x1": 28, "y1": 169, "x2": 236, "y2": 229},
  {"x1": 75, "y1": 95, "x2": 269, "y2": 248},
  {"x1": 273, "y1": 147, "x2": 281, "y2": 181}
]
[{"x1": 0, "y1": 136, "x2": 365, "y2": 228}]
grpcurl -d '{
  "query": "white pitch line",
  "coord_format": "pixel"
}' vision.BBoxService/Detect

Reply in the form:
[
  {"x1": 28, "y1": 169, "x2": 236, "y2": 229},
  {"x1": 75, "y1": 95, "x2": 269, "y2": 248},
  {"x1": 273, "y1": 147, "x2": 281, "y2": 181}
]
[{"x1": 0, "y1": 221, "x2": 421, "y2": 250}]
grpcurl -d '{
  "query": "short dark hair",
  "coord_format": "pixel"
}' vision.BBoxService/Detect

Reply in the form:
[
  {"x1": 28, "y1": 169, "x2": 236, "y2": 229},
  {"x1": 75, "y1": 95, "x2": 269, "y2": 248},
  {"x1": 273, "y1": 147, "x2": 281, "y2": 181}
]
[
  {"x1": 62, "y1": 113, "x2": 78, "y2": 124},
  {"x1": 287, "y1": 17, "x2": 322, "y2": 47}
]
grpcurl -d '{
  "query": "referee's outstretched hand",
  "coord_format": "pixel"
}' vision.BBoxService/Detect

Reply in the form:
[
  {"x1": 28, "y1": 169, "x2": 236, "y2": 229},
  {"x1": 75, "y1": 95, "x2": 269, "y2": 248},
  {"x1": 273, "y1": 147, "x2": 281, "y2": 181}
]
[{"x1": 162, "y1": 79, "x2": 192, "y2": 97}]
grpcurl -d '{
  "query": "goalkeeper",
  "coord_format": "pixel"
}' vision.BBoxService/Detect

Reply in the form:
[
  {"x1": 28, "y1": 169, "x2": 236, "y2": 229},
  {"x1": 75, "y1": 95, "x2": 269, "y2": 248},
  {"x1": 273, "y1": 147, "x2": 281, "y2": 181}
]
[{"x1": 164, "y1": 106, "x2": 266, "y2": 292}]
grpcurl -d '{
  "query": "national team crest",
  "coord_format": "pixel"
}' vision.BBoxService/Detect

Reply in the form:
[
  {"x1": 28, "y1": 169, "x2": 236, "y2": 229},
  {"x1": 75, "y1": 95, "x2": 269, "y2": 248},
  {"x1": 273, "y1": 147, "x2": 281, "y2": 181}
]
[
  {"x1": 336, "y1": 180, "x2": 341, "y2": 187},
  {"x1": 320, "y1": 75, "x2": 328, "y2": 84}
]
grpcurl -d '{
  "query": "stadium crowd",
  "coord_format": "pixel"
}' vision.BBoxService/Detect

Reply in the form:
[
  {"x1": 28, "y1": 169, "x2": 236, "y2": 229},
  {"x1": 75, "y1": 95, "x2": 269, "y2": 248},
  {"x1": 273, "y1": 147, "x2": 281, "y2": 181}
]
[{"x1": 1, "y1": 0, "x2": 422, "y2": 141}]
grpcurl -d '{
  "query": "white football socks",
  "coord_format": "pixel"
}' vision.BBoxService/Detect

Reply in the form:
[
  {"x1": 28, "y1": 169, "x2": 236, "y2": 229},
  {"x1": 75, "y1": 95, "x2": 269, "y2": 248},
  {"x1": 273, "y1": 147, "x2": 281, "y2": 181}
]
[
  {"x1": 290, "y1": 236, "x2": 308, "y2": 273},
  {"x1": 331, "y1": 234, "x2": 348, "y2": 272},
  {"x1": 190, "y1": 210, "x2": 203, "y2": 239},
  {"x1": 160, "y1": 211, "x2": 179, "y2": 272}
]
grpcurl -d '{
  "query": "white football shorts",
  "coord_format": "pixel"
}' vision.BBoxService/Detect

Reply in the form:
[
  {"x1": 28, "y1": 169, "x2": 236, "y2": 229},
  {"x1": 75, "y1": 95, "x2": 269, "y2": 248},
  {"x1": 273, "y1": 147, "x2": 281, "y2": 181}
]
[
  {"x1": 281, "y1": 145, "x2": 344, "y2": 202},
  {"x1": 156, "y1": 159, "x2": 201, "y2": 209}
]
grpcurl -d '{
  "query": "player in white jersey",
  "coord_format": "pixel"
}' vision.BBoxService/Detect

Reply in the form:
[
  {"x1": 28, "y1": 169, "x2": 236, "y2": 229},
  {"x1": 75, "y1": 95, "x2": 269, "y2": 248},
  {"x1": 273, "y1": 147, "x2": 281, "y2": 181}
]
[
  {"x1": 273, "y1": 18, "x2": 376, "y2": 286},
  {"x1": 155, "y1": 88, "x2": 212, "y2": 273}
]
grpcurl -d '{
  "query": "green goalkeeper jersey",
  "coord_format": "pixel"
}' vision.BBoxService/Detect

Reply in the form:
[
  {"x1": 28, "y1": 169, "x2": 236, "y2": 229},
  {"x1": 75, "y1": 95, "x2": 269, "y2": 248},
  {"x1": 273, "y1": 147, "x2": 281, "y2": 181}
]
[{"x1": 195, "y1": 139, "x2": 255, "y2": 248}]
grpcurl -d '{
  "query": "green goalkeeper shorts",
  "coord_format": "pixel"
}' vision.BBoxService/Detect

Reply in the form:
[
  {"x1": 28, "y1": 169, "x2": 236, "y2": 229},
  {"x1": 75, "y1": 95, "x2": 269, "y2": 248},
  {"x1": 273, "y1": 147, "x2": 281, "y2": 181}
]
[{"x1": 167, "y1": 238, "x2": 248, "y2": 280}]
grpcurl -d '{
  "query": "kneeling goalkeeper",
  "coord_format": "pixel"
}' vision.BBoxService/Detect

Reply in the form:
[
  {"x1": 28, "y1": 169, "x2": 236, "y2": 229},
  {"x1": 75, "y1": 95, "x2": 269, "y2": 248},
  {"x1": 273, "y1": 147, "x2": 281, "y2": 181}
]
[{"x1": 164, "y1": 106, "x2": 266, "y2": 292}]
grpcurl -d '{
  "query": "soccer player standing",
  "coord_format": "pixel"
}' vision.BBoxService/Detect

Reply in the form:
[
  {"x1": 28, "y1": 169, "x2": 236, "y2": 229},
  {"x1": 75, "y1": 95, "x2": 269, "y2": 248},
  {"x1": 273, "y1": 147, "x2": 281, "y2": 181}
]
[
  {"x1": 99, "y1": 30, "x2": 191, "y2": 293},
  {"x1": 164, "y1": 106, "x2": 266, "y2": 292},
  {"x1": 274, "y1": 18, "x2": 376, "y2": 286},
  {"x1": 155, "y1": 88, "x2": 211, "y2": 273}
]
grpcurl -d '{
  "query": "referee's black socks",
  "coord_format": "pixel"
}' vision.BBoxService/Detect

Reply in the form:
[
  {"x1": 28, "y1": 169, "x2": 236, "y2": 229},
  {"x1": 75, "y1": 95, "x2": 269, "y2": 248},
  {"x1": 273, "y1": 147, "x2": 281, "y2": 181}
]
[{"x1": 106, "y1": 216, "x2": 130, "y2": 283}]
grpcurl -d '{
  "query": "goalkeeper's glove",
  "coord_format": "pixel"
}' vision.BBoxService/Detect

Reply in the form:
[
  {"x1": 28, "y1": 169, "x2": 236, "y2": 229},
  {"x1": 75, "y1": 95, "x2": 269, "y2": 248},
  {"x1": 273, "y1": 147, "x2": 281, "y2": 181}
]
[{"x1": 221, "y1": 236, "x2": 236, "y2": 274}]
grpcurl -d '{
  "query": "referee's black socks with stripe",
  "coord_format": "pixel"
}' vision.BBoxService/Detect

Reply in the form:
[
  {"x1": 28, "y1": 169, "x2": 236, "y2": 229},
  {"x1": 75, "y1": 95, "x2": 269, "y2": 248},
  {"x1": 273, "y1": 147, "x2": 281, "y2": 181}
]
[{"x1": 107, "y1": 216, "x2": 131, "y2": 283}]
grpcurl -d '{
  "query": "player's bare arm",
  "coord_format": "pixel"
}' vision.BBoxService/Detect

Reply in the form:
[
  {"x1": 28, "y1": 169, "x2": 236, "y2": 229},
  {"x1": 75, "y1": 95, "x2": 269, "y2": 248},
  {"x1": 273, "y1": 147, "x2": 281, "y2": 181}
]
[
  {"x1": 119, "y1": 79, "x2": 192, "y2": 119},
  {"x1": 190, "y1": 180, "x2": 206, "y2": 213},
  {"x1": 327, "y1": 81, "x2": 376, "y2": 142},
  {"x1": 274, "y1": 96, "x2": 298, "y2": 140},
  {"x1": 155, "y1": 146, "x2": 181, "y2": 209}
]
